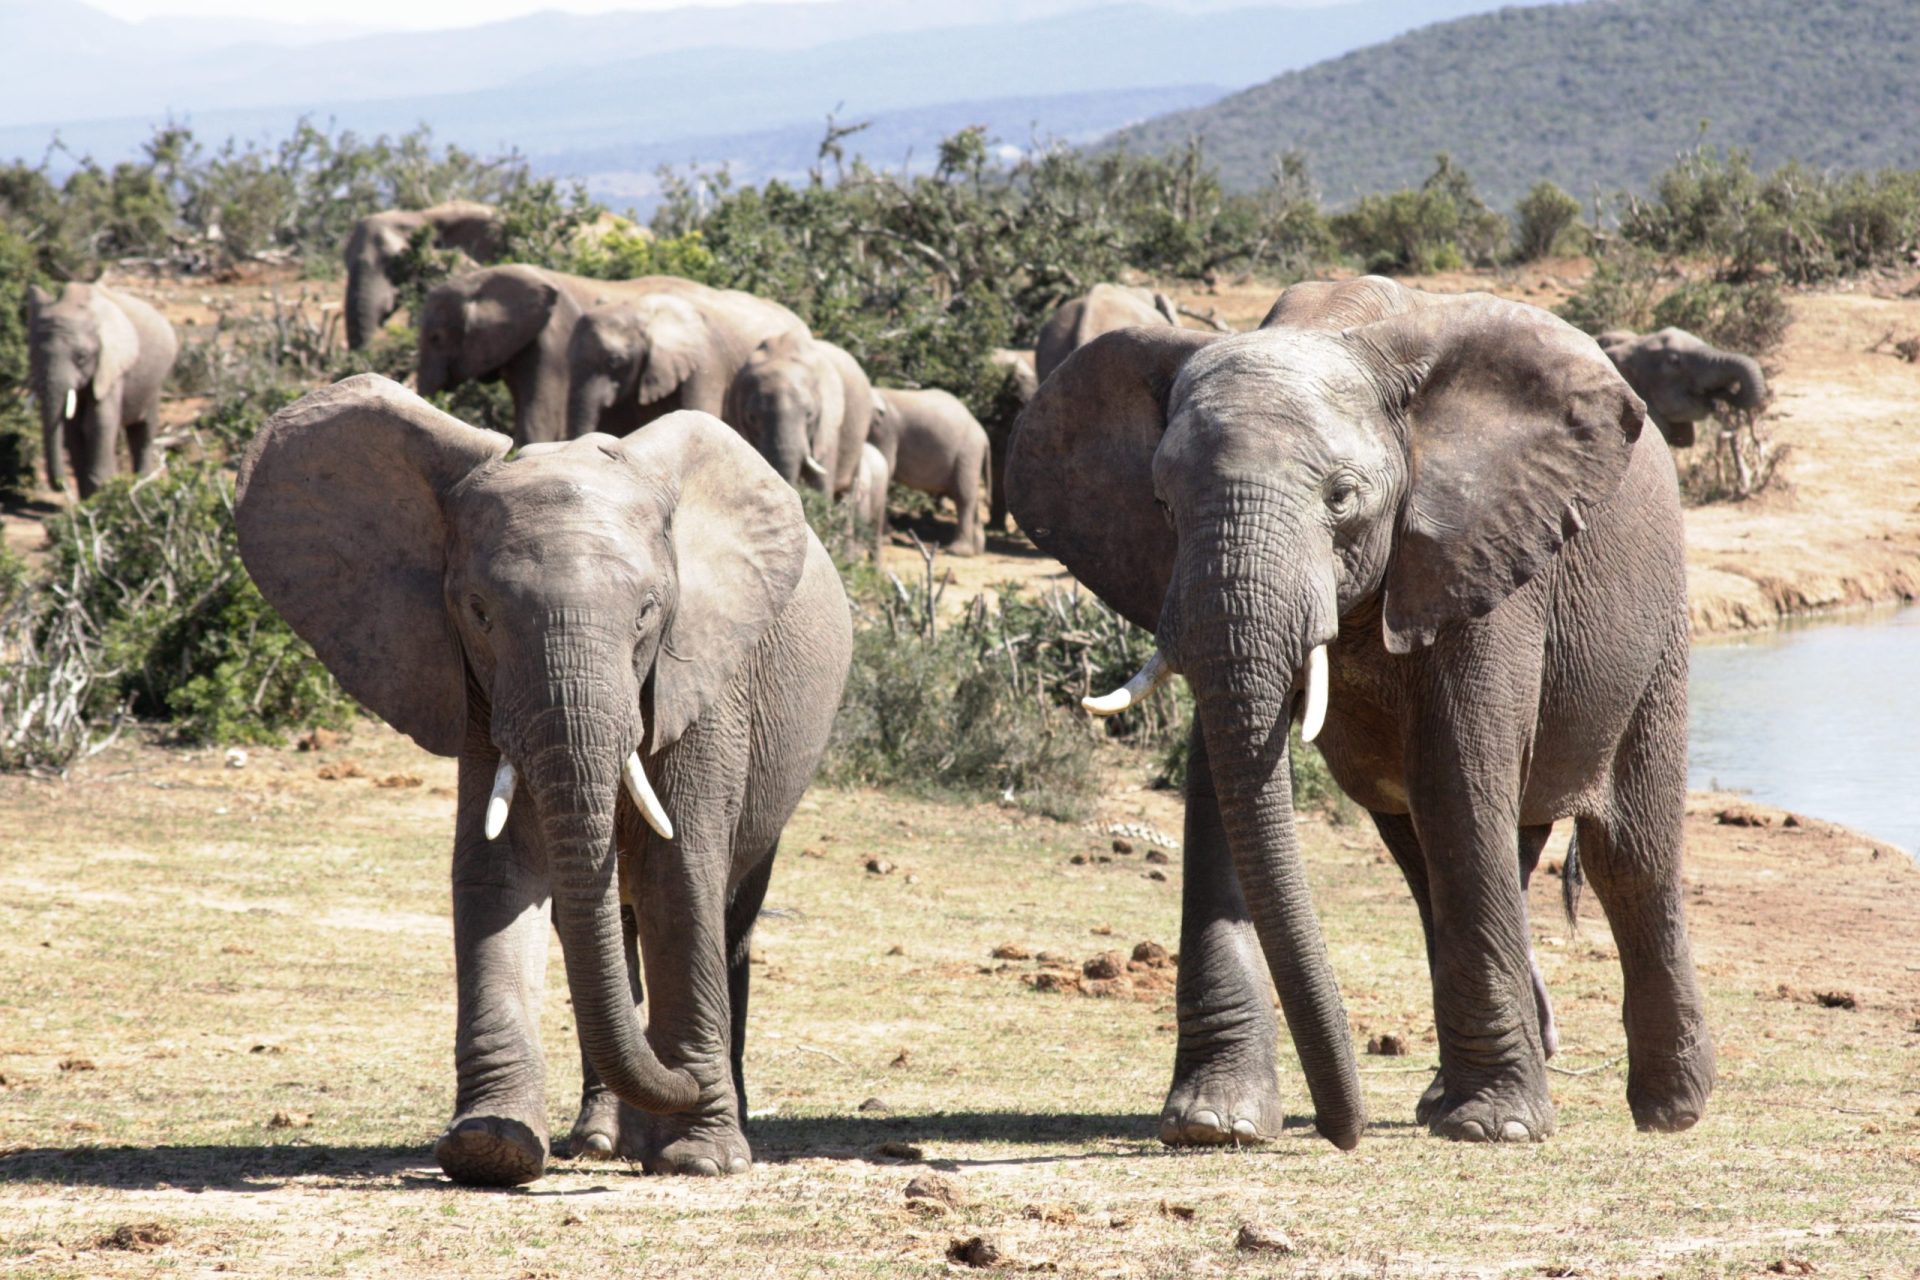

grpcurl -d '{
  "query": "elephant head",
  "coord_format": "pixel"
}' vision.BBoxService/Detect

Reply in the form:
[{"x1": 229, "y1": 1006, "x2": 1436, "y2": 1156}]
[
  {"x1": 723, "y1": 332, "x2": 845, "y2": 492},
  {"x1": 27, "y1": 283, "x2": 137, "y2": 490},
  {"x1": 1596, "y1": 327, "x2": 1766, "y2": 449},
  {"x1": 566, "y1": 296, "x2": 712, "y2": 440},
  {"x1": 1006, "y1": 277, "x2": 1644, "y2": 1149},
  {"x1": 416, "y1": 266, "x2": 564, "y2": 403},
  {"x1": 236, "y1": 374, "x2": 808, "y2": 1118},
  {"x1": 346, "y1": 203, "x2": 505, "y2": 350}
]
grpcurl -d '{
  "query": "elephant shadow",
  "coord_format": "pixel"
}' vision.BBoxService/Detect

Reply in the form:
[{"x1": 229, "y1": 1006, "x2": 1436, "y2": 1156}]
[{"x1": 0, "y1": 1142, "x2": 431, "y2": 1193}]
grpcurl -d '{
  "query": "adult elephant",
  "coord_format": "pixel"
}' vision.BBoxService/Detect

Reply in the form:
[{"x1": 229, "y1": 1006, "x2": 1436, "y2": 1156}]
[
  {"x1": 235, "y1": 375, "x2": 852, "y2": 1185},
  {"x1": 1006, "y1": 276, "x2": 1713, "y2": 1149},
  {"x1": 1034, "y1": 283, "x2": 1179, "y2": 385},
  {"x1": 1596, "y1": 327, "x2": 1767, "y2": 447},
  {"x1": 27, "y1": 283, "x2": 179, "y2": 499},
  {"x1": 722, "y1": 334, "x2": 873, "y2": 496},
  {"x1": 343, "y1": 201, "x2": 505, "y2": 350},
  {"x1": 983, "y1": 347, "x2": 1037, "y2": 532},
  {"x1": 869, "y1": 388, "x2": 990, "y2": 556},
  {"x1": 564, "y1": 288, "x2": 810, "y2": 443}
]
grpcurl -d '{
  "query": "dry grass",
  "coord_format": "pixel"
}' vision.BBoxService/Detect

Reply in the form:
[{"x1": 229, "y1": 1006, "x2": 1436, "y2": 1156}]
[{"x1": 1, "y1": 724, "x2": 1916, "y2": 1278}]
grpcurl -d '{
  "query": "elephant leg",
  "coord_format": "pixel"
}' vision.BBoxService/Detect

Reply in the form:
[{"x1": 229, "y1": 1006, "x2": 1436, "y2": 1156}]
[
  {"x1": 566, "y1": 901, "x2": 642, "y2": 1160},
  {"x1": 944, "y1": 460, "x2": 983, "y2": 556},
  {"x1": 77, "y1": 402, "x2": 121, "y2": 500},
  {"x1": 1370, "y1": 811, "x2": 1447, "y2": 1124},
  {"x1": 724, "y1": 850, "x2": 776, "y2": 1126},
  {"x1": 1516, "y1": 823, "x2": 1559, "y2": 1060},
  {"x1": 1408, "y1": 696, "x2": 1554, "y2": 1143},
  {"x1": 124, "y1": 415, "x2": 158, "y2": 478},
  {"x1": 436, "y1": 753, "x2": 553, "y2": 1187},
  {"x1": 987, "y1": 432, "x2": 1008, "y2": 532},
  {"x1": 1572, "y1": 648, "x2": 1713, "y2": 1132},
  {"x1": 1159, "y1": 719, "x2": 1285, "y2": 1147},
  {"x1": 625, "y1": 822, "x2": 751, "y2": 1175}
]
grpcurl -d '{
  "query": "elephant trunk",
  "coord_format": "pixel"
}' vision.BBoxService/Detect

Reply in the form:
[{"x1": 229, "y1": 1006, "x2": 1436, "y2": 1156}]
[
  {"x1": 515, "y1": 700, "x2": 699, "y2": 1116},
  {"x1": 568, "y1": 376, "x2": 617, "y2": 441},
  {"x1": 1165, "y1": 514, "x2": 1366, "y2": 1149},
  {"x1": 37, "y1": 367, "x2": 78, "y2": 489},
  {"x1": 1703, "y1": 351, "x2": 1766, "y2": 411},
  {"x1": 345, "y1": 262, "x2": 396, "y2": 352}
]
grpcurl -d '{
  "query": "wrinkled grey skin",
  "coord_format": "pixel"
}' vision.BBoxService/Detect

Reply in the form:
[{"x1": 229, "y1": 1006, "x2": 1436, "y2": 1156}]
[
  {"x1": 723, "y1": 334, "x2": 872, "y2": 496},
  {"x1": 344, "y1": 202, "x2": 504, "y2": 350},
  {"x1": 235, "y1": 375, "x2": 852, "y2": 1186},
  {"x1": 565, "y1": 288, "x2": 809, "y2": 444},
  {"x1": 27, "y1": 283, "x2": 178, "y2": 499},
  {"x1": 983, "y1": 347, "x2": 1037, "y2": 531},
  {"x1": 1034, "y1": 284, "x2": 1178, "y2": 385},
  {"x1": 1596, "y1": 327, "x2": 1767, "y2": 448},
  {"x1": 869, "y1": 387, "x2": 990, "y2": 556},
  {"x1": 1007, "y1": 276, "x2": 1713, "y2": 1150}
]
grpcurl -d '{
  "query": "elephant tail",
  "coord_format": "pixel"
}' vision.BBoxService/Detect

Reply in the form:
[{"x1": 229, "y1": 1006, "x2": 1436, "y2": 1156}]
[{"x1": 1561, "y1": 828, "x2": 1585, "y2": 934}]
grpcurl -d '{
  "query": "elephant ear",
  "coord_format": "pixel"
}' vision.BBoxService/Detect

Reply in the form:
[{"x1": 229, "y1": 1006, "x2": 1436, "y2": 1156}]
[
  {"x1": 1350, "y1": 296, "x2": 1647, "y2": 654},
  {"x1": 88, "y1": 290, "x2": 139, "y2": 399},
  {"x1": 463, "y1": 267, "x2": 560, "y2": 374},
  {"x1": 235, "y1": 374, "x2": 509, "y2": 756},
  {"x1": 634, "y1": 295, "x2": 710, "y2": 405},
  {"x1": 1005, "y1": 326, "x2": 1218, "y2": 629},
  {"x1": 617, "y1": 411, "x2": 808, "y2": 748}
]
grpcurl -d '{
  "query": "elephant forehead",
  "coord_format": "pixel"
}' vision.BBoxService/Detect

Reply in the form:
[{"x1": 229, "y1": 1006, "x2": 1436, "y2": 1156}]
[
  {"x1": 454, "y1": 449, "x2": 665, "y2": 534},
  {"x1": 1162, "y1": 332, "x2": 1389, "y2": 472}
]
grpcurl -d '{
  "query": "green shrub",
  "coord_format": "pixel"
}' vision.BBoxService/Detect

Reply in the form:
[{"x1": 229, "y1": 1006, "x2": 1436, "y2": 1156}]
[
  {"x1": 1512, "y1": 180, "x2": 1584, "y2": 262},
  {"x1": 1331, "y1": 154, "x2": 1506, "y2": 274},
  {"x1": 1651, "y1": 277, "x2": 1792, "y2": 357},
  {"x1": 1556, "y1": 246, "x2": 1665, "y2": 335}
]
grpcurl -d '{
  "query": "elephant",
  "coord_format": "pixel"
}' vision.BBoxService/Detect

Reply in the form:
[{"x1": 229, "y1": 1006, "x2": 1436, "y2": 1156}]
[
  {"x1": 1006, "y1": 275, "x2": 1713, "y2": 1150},
  {"x1": 722, "y1": 333, "x2": 874, "y2": 496},
  {"x1": 343, "y1": 201, "x2": 505, "y2": 349},
  {"x1": 868, "y1": 388, "x2": 990, "y2": 556},
  {"x1": 1596, "y1": 327, "x2": 1767, "y2": 448},
  {"x1": 848, "y1": 441, "x2": 890, "y2": 548},
  {"x1": 26, "y1": 282, "x2": 179, "y2": 500},
  {"x1": 564, "y1": 288, "x2": 810, "y2": 444},
  {"x1": 234, "y1": 374, "x2": 853, "y2": 1185},
  {"x1": 1034, "y1": 283, "x2": 1179, "y2": 385},
  {"x1": 983, "y1": 347, "x2": 1037, "y2": 532}
]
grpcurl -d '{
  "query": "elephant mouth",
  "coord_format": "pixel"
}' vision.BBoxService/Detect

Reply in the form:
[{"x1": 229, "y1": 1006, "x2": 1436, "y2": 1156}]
[
  {"x1": 1083, "y1": 643, "x2": 1331, "y2": 742},
  {"x1": 483, "y1": 743, "x2": 675, "y2": 841}
]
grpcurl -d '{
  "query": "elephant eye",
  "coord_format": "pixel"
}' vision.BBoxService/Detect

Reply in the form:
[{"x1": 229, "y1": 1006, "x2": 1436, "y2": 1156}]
[
  {"x1": 636, "y1": 595, "x2": 659, "y2": 629},
  {"x1": 1154, "y1": 497, "x2": 1174, "y2": 531},
  {"x1": 469, "y1": 596, "x2": 491, "y2": 631},
  {"x1": 1325, "y1": 479, "x2": 1360, "y2": 513}
]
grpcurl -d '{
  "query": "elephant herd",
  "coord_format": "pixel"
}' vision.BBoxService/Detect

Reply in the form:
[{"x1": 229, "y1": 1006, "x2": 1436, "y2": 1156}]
[{"x1": 26, "y1": 200, "x2": 1774, "y2": 1188}]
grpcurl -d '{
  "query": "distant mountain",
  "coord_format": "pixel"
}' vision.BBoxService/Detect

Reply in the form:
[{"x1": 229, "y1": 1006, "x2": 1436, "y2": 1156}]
[
  {"x1": 1107, "y1": 0, "x2": 1920, "y2": 208},
  {"x1": 0, "y1": 0, "x2": 1524, "y2": 211}
]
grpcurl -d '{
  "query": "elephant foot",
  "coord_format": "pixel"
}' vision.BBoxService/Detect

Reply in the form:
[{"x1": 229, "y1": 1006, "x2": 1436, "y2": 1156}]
[
  {"x1": 434, "y1": 1113, "x2": 548, "y2": 1187},
  {"x1": 940, "y1": 539, "x2": 980, "y2": 558},
  {"x1": 565, "y1": 1086, "x2": 621, "y2": 1161},
  {"x1": 1427, "y1": 1070, "x2": 1555, "y2": 1143},
  {"x1": 1627, "y1": 1037, "x2": 1715, "y2": 1133},
  {"x1": 626, "y1": 1104, "x2": 752, "y2": 1176},
  {"x1": 1158, "y1": 1060, "x2": 1285, "y2": 1147},
  {"x1": 1414, "y1": 1070, "x2": 1446, "y2": 1127}
]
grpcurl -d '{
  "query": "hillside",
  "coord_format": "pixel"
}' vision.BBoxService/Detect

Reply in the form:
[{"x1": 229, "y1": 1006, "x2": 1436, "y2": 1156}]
[{"x1": 1108, "y1": 0, "x2": 1920, "y2": 208}]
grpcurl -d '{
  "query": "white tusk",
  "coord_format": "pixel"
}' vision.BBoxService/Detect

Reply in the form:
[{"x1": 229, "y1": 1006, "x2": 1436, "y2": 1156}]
[
  {"x1": 1300, "y1": 644, "x2": 1329, "y2": 744},
  {"x1": 1082, "y1": 651, "x2": 1171, "y2": 717},
  {"x1": 484, "y1": 758, "x2": 516, "y2": 840},
  {"x1": 623, "y1": 751, "x2": 674, "y2": 841},
  {"x1": 64, "y1": 388, "x2": 76, "y2": 421},
  {"x1": 801, "y1": 454, "x2": 827, "y2": 477}
]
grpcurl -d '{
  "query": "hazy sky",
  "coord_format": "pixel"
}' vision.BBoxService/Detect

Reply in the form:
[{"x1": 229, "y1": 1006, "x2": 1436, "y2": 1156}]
[{"x1": 92, "y1": 0, "x2": 831, "y2": 28}]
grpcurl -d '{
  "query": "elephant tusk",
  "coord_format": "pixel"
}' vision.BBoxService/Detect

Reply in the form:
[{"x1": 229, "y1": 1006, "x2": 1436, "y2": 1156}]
[
  {"x1": 64, "y1": 388, "x2": 76, "y2": 421},
  {"x1": 801, "y1": 454, "x2": 827, "y2": 477},
  {"x1": 1300, "y1": 644, "x2": 1329, "y2": 744},
  {"x1": 1082, "y1": 651, "x2": 1170, "y2": 717},
  {"x1": 623, "y1": 750, "x2": 675, "y2": 841},
  {"x1": 484, "y1": 758, "x2": 516, "y2": 841}
]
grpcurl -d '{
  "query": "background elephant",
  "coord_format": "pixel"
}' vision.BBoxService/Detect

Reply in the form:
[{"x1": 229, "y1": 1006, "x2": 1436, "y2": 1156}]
[
  {"x1": 849, "y1": 441, "x2": 890, "y2": 550},
  {"x1": 235, "y1": 375, "x2": 852, "y2": 1186},
  {"x1": 1007, "y1": 275, "x2": 1713, "y2": 1151},
  {"x1": 1596, "y1": 327, "x2": 1767, "y2": 448},
  {"x1": 1033, "y1": 283, "x2": 1179, "y2": 385},
  {"x1": 869, "y1": 387, "x2": 990, "y2": 556},
  {"x1": 344, "y1": 201, "x2": 505, "y2": 350},
  {"x1": 983, "y1": 347, "x2": 1037, "y2": 532},
  {"x1": 26, "y1": 282, "x2": 179, "y2": 499},
  {"x1": 564, "y1": 287, "x2": 809, "y2": 442},
  {"x1": 722, "y1": 333, "x2": 872, "y2": 496}
]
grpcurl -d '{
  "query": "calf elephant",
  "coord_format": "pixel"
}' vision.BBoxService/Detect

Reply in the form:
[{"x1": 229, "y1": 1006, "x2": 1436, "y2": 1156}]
[
  {"x1": 1596, "y1": 327, "x2": 1767, "y2": 448},
  {"x1": 869, "y1": 388, "x2": 990, "y2": 556},
  {"x1": 723, "y1": 334, "x2": 873, "y2": 496},
  {"x1": 1007, "y1": 275, "x2": 1713, "y2": 1149},
  {"x1": 344, "y1": 201, "x2": 504, "y2": 349},
  {"x1": 565, "y1": 289, "x2": 809, "y2": 443},
  {"x1": 236, "y1": 375, "x2": 853, "y2": 1185},
  {"x1": 1034, "y1": 283, "x2": 1179, "y2": 385},
  {"x1": 849, "y1": 441, "x2": 890, "y2": 548},
  {"x1": 27, "y1": 283, "x2": 179, "y2": 499},
  {"x1": 983, "y1": 347, "x2": 1037, "y2": 532}
]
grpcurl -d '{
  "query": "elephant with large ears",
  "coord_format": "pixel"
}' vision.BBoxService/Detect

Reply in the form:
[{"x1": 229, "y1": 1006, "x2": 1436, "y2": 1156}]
[
  {"x1": 343, "y1": 201, "x2": 504, "y2": 350},
  {"x1": 27, "y1": 283, "x2": 178, "y2": 499},
  {"x1": 1596, "y1": 327, "x2": 1767, "y2": 448},
  {"x1": 235, "y1": 375, "x2": 853, "y2": 1185},
  {"x1": 1007, "y1": 276, "x2": 1713, "y2": 1148}
]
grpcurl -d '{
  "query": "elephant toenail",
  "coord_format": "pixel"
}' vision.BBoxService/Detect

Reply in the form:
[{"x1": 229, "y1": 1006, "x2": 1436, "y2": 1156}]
[
  {"x1": 1230, "y1": 1118, "x2": 1258, "y2": 1143},
  {"x1": 1186, "y1": 1110, "x2": 1223, "y2": 1138},
  {"x1": 727, "y1": 1155, "x2": 751, "y2": 1174},
  {"x1": 684, "y1": 1156, "x2": 720, "y2": 1176},
  {"x1": 578, "y1": 1133, "x2": 614, "y2": 1158},
  {"x1": 1500, "y1": 1120, "x2": 1530, "y2": 1142},
  {"x1": 1455, "y1": 1119, "x2": 1488, "y2": 1141}
]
